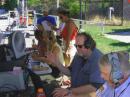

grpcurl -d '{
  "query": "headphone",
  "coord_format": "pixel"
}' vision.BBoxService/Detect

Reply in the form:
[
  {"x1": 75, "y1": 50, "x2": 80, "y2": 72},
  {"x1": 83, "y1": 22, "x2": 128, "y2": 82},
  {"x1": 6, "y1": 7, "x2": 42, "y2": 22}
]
[
  {"x1": 108, "y1": 52, "x2": 124, "y2": 84},
  {"x1": 84, "y1": 37, "x2": 92, "y2": 49},
  {"x1": 77, "y1": 32, "x2": 96, "y2": 50}
]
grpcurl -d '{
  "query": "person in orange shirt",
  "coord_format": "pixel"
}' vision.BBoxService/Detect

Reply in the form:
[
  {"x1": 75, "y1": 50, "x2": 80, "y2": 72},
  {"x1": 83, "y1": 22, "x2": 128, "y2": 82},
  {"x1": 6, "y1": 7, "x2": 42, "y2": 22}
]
[{"x1": 57, "y1": 7, "x2": 78, "y2": 66}]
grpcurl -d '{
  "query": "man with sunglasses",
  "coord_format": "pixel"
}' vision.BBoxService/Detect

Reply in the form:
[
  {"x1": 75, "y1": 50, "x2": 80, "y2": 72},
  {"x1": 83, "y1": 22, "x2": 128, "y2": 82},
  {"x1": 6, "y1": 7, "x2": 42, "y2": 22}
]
[
  {"x1": 45, "y1": 32, "x2": 104, "y2": 97},
  {"x1": 56, "y1": 7, "x2": 78, "y2": 66}
]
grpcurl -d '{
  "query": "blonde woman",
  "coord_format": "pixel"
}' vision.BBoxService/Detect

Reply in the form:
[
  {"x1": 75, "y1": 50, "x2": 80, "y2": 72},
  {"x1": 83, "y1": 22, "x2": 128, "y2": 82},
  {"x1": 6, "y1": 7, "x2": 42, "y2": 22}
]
[
  {"x1": 32, "y1": 31, "x2": 64, "y2": 77},
  {"x1": 48, "y1": 32, "x2": 65, "y2": 66},
  {"x1": 97, "y1": 51, "x2": 130, "y2": 97}
]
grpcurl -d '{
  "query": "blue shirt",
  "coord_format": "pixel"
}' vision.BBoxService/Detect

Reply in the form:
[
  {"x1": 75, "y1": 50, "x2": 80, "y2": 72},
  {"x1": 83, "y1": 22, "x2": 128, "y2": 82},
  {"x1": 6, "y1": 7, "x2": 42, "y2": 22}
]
[
  {"x1": 115, "y1": 76, "x2": 130, "y2": 97},
  {"x1": 37, "y1": 15, "x2": 56, "y2": 26},
  {"x1": 96, "y1": 82, "x2": 114, "y2": 97},
  {"x1": 70, "y1": 48, "x2": 105, "y2": 88},
  {"x1": 96, "y1": 77, "x2": 130, "y2": 97}
]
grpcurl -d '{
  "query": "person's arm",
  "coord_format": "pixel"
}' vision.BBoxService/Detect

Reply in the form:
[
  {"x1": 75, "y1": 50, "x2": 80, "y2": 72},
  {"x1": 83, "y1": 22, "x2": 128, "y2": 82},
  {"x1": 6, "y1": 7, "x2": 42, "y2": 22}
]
[
  {"x1": 53, "y1": 85, "x2": 96, "y2": 97},
  {"x1": 45, "y1": 52, "x2": 71, "y2": 76},
  {"x1": 65, "y1": 21, "x2": 74, "y2": 52},
  {"x1": 55, "y1": 62, "x2": 70, "y2": 76},
  {"x1": 71, "y1": 85, "x2": 96, "y2": 95},
  {"x1": 64, "y1": 93, "x2": 95, "y2": 97}
]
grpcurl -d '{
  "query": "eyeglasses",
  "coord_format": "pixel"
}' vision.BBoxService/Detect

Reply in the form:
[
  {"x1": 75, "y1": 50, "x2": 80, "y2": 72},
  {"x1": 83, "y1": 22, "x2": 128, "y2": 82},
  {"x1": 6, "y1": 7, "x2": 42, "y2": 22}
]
[{"x1": 74, "y1": 44, "x2": 84, "y2": 48}]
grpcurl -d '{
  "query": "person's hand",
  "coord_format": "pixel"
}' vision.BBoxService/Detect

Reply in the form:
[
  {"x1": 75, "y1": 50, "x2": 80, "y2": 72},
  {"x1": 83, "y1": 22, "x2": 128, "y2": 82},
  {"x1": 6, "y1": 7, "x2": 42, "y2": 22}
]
[
  {"x1": 31, "y1": 52, "x2": 41, "y2": 60},
  {"x1": 52, "y1": 88, "x2": 69, "y2": 97},
  {"x1": 63, "y1": 80, "x2": 71, "y2": 86}
]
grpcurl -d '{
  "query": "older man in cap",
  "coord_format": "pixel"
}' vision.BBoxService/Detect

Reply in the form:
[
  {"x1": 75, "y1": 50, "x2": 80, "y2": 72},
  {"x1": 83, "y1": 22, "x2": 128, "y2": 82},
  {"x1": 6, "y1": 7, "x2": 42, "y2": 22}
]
[{"x1": 37, "y1": 7, "x2": 56, "y2": 32}]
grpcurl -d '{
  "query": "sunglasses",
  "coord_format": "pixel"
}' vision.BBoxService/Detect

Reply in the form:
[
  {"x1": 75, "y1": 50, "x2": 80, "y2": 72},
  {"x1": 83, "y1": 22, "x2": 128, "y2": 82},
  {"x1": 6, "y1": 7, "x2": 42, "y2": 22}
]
[{"x1": 74, "y1": 44, "x2": 84, "y2": 48}]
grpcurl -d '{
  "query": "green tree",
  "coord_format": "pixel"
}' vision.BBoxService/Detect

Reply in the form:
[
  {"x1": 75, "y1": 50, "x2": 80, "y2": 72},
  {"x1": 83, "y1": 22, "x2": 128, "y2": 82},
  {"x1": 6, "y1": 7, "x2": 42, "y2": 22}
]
[
  {"x1": 28, "y1": 0, "x2": 41, "y2": 7},
  {"x1": 4, "y1": 0, "x2": 17, "y2": 10},
  {"x1": 27, "y1": 0, "x2": 80, "y2": 17},
  {"x1": 61, "y1": 0, "x2": 79, "y2": 17}
]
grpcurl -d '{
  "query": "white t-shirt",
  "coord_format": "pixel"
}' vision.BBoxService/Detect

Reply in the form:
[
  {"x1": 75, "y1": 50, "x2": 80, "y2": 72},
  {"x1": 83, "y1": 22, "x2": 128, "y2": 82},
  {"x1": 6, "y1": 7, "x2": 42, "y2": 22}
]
[{"x1": 41, "y1": 20, "x2": 52, "y2": 31}]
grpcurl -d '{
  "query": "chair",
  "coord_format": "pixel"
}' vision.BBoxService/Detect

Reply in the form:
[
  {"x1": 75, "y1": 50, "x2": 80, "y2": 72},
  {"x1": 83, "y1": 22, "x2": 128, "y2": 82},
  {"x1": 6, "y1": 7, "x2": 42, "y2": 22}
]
[{"x1": 0, "y1": 31, "x2": 28, "y2": 92}]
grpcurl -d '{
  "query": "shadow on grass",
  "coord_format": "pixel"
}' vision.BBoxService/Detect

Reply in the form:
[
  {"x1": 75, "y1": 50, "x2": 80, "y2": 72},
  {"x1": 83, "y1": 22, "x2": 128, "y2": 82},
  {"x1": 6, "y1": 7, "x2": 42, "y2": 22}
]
[
  {"x1": 107, "y1": 28, "x2": 130, "y2": 36},
  {"x1": 110, "y1": 42, "x2": 130, "y2": 52}
]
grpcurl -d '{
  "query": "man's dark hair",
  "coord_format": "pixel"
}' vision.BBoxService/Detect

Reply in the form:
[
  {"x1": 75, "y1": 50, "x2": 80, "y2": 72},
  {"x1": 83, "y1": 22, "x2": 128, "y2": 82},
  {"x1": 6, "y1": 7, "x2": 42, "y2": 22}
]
[
  {"x1": 57, "y1": 7, "x2": 70, "y2": 17},
  {"x1": 77, "y1": 32, "x2": 96, "y2": 50}
]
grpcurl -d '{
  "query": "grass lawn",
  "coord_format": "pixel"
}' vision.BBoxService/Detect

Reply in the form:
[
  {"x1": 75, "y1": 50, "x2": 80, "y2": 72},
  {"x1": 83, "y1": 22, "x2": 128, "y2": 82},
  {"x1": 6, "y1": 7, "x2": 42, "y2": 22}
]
[{"x1": 83, "y1": 24, "x2": 130, "y2": 54}]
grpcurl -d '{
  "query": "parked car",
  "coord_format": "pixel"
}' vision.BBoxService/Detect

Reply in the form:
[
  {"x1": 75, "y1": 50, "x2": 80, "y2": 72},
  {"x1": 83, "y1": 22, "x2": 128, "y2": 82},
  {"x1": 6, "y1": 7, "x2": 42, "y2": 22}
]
[{"x1": 0, "y1": 9, "x2": 8, "y2": 19}]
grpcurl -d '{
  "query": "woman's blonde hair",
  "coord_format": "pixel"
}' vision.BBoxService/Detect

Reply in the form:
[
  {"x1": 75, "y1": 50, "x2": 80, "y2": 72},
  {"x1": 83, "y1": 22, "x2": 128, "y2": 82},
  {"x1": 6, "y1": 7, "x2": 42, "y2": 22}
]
[
  {"x1": 99, "y1": 51, "x2": 130, "y2": 74},
  {"x1": 49, "y1": 31, "x2": 57, "y2": 43}
]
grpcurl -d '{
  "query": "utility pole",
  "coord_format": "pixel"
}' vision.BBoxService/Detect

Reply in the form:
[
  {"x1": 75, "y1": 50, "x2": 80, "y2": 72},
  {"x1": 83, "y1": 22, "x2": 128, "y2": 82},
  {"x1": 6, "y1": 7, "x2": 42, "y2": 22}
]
[
  {"x1": 84, "y1": 0, "x2": 87, "y2": 24},
  {"x1": 57, "y1": 0, "x2": 60, "y2": 27},
  {"x1": 57, "y1": 0, "x2": 59, "y2": 8},
  {"x1": 79, "y1": 0, "x2": 82, "y2": 29}
]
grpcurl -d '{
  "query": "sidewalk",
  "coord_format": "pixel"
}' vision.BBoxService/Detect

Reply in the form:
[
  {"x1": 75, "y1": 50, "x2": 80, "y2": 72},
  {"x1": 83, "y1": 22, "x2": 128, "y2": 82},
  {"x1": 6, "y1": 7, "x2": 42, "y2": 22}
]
[{"x1": 104, "y1": 31, "x2": 130, "y2": 43}]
